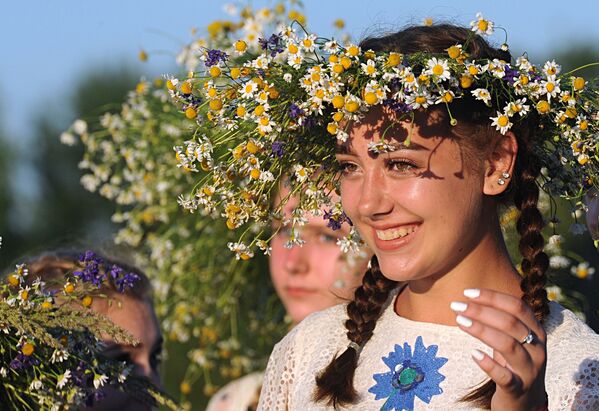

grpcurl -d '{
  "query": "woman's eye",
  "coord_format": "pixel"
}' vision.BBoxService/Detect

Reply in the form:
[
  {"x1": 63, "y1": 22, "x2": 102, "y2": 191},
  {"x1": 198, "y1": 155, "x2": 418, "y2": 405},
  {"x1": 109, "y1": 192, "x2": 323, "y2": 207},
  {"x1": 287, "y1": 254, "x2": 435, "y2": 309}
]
[
  {"x1": 317, "y1": 233, "x2": 338, "y2": 244},
  {"x1": 387, "y1": 159, "x2": 417, "y2": 173},
  {"x1": 338, "y1": 161, "x2": 358, "y2": 175}
]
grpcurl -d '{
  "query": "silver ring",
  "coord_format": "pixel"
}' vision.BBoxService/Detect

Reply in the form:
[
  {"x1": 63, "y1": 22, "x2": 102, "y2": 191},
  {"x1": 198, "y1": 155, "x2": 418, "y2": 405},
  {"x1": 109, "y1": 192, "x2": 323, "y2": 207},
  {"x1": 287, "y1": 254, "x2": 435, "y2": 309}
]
[
  {"x1": 520, "y1": 329, "x2": 534, "y2": 345},
  {"x1": 348, "y1": 341, "x2": 361, "y2": 352}
]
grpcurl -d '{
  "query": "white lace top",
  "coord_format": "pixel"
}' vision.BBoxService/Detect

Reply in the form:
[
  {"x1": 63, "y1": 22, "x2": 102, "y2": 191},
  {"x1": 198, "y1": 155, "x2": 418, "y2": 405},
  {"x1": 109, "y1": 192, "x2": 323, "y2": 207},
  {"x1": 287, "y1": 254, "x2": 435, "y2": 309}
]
[{"x1": 258, "y1": 289, "x2": 599, "y2": 410}]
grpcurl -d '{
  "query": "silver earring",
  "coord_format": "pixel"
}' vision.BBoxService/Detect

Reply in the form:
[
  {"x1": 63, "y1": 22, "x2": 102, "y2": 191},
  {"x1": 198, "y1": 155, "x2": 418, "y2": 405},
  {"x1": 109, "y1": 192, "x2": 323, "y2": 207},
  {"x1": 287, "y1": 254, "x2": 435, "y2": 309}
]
[
  {"x1": 502, "y1": 172, "x2": 511, "y2": 179},
  {"x1": 498, "y1": 178, "x2": 506, "y2": 185}
]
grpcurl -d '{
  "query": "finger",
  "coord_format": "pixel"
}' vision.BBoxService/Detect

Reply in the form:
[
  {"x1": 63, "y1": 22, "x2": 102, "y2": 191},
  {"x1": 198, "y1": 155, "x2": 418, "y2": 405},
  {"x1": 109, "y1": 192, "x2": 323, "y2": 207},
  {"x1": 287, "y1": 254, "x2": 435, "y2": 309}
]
[
  {"x1": 455, "y1": 314, "x2": 534, "y2": 376},
  {"x1": 450, "y1": 300, "x2": 531, "y2": 343},
  {"x1": 471, "y1": 349, "x2": 523, "y2": 393},
  {"x1": 462, "y1": 288, "x2": 546, "y2": 342}
]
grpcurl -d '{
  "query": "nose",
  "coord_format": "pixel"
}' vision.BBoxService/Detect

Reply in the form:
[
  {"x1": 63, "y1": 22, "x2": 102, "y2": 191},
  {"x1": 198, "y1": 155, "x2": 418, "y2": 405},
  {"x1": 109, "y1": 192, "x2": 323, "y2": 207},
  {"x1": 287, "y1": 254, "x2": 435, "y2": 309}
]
[
  {"x1": 357, "y1": 168, "x2": 393, "y2": 219},
  {"x1": 284, "y1": 242, "x2": 310, "y2": 274}
]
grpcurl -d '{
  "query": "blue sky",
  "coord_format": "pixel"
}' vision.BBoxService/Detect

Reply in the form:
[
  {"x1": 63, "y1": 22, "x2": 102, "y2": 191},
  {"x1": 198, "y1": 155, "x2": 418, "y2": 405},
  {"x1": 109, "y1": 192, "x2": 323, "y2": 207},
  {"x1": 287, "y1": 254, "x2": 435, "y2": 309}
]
[{"x1": 1, "y1": 0, "x2": 598, "y2": 141}]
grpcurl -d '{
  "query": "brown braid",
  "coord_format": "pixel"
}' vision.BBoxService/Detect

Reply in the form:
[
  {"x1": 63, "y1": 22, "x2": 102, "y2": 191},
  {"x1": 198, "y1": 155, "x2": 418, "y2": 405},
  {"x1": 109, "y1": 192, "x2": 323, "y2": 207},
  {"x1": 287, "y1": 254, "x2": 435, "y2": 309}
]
[
  {"x1": 461, "y1": 135, "x2": 550, "y2": 409},
  {"x1": 313, "y1": 256, "x2": 398, "y2": 406}
]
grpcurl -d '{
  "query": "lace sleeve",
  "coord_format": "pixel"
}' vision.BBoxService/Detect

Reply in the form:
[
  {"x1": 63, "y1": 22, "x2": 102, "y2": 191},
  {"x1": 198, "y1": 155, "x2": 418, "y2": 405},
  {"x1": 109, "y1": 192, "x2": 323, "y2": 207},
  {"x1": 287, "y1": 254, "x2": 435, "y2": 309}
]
[
  {"x1": 257, "y1": 327, "x2": 299, "y2": 411},
  {"x1": 545, "y1": 306, "x2": 599, "y2": 410}
]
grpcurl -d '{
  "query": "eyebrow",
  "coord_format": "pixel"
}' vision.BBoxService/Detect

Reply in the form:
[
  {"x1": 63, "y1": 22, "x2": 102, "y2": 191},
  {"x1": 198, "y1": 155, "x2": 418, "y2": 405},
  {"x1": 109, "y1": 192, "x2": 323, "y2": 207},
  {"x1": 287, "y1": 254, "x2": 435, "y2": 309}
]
[{"x1": 335, "y1": 141, "x2": 429, "y2": 155}]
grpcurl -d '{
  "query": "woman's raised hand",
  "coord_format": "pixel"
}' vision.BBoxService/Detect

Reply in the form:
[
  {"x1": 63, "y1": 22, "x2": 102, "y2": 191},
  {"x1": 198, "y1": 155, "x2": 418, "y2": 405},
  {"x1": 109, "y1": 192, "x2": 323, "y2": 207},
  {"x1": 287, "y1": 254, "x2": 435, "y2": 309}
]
[{"x1": 450, "y1": 288, "x2": 548, "y2": 411}]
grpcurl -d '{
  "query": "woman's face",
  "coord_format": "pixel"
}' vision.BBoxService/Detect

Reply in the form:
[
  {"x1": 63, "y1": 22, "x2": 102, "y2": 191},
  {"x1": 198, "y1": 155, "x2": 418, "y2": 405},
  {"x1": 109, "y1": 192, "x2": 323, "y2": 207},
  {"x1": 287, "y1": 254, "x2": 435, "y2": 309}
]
[
  {"x1": 89, "y1": 295, "x2": 163, "y2": 411},
  {"x1": 336, "y1": 108, "x2": 490, "y2": 284},
  {"x1": 269, "y1": 186, "x2": 368, "y2": 324}
]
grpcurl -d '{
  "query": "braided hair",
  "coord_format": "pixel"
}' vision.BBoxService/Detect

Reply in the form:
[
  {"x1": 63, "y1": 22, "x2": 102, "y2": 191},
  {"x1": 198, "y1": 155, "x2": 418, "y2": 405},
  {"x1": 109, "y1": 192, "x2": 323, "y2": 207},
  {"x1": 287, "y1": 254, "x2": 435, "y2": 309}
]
[{"x1": 314, "y1": 24, "x2": 550, "y2": 409}]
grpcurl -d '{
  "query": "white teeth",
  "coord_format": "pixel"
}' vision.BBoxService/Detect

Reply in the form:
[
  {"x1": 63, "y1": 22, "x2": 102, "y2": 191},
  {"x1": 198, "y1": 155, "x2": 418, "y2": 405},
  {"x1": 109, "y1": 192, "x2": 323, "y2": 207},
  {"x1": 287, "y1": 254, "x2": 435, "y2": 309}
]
[{"x1": 375, "y1": 226, "x2": 417, "y2": 240}]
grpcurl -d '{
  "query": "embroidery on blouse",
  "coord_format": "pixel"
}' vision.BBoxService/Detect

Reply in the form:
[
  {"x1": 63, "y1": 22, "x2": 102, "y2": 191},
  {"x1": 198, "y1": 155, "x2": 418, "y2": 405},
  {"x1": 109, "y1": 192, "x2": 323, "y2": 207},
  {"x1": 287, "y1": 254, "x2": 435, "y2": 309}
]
[{"x1": 369, "y1": 336, "x2": 448, "y2": 411}]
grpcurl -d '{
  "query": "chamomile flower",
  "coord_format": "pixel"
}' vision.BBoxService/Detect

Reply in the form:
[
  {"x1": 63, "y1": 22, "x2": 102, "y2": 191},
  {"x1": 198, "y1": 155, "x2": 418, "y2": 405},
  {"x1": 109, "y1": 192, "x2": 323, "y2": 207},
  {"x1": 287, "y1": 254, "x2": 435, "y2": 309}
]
[
  {"x1": 240, "y1": 80, "x2": 258, "y2": 99},
  {"x1": 425, "y1": 57, "x2": 451, "y2": 81},
  {"x1": 541, "y1": 77, "x2": 561, "y2": 101},
  {"x1": 56, "y1": 370, "x2": 71, "y2": 388},
  {"x1": 505, "y1": 98, "x2": 530, "y2": 117},
  {"x1": 543, "y1": 60, "x2": 561, "y2": 77},
  {"x1": 300, "y1": 34, "x2": 317, "y2": 52},
  {"x1": 471, "y1": 88, "x2": 492, "y2": 105},
  {"x1": 491, "y1": 111, "x2": 513, "y2": 134},
  {"x1": 361, "y1": 59, "x2": 379, "y2": 78},
  {"x1": 570, "y1": 262, "x2": 595, "y2": 279},
  {"x1": 546, "y1": 285, "x2": 564, "y2": 302},
  {"x1": 470, "y1": 12, "x2": 494, "y2": 36}
]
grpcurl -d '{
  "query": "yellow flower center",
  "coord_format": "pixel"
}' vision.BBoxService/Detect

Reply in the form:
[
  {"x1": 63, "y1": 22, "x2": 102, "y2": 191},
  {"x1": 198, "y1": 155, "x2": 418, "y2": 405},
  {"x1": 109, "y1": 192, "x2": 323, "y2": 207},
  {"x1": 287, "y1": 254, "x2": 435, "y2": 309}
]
[
  {"x1": 364, "y1": 92, "x2": 378, "y2": 105},
  {"x1": 387, "y1": 53, "x2": 401, "y2": 67},
  {"x1": 254, "y1": 105, "x2": 265, "y2": 116},
  {"x1": 348, "y1": 45, "x2": 360, "y2": 57},
  {"x1": 181, "y1": 81, "x2": 192, "y2": 94},
  {"x1": 497, "y1": 116, "x2": 509, "y2": 127},
  {"x1": 327, "y1": 122, "x2": 338, "y2": 135},
  {"x1": 288, "y1": 43, "x2": 299, "y2": 54},
  {"x1": 366, "y1": 65, "x2": 376, "y2": 75},
  {"x1": 250, "y1": 169, "x2": 261, "y2": 179},
  {"x1": 236, "y1": 105, "x2": 246, "y2": 117},
  {"x1": 315, "y1": 89, "x2": 325, "y2": 99},
  {"x1": 333, "y1": 111, "x2": 344, "y2": 122},
  {"x1": 565, "y1": 107, "x2": 577, "y2": 118},
  {"x1": 303, "y1": 39, "x2": 313, "y2": 48},
  {"x1": 22, "y1": 343, "x2": 34, "y2": 356},
  {"x1": 432, "y1": 64, "x2": 444, "y2": 76},
  {"x1": 341, "y1": 57, "x2": 352, "y2": 69},
  {"x1": 184, "y1": 107, "x2": 197, "y2": 119},
  {"x1": 519, "y1": 75, "x2": 529, "y2": 85},
  {"x1": 405, "y1": 74, "x2": 415, "y2": 83},
  {"x1": 82, "y1": 296, "x2": 93, "y2": 307},
  {"x1": 329, "y1": 54, "x2": 339, "y2": 63},
  {"x1": 20, "y1": 290, "x2": 29, "y2": 301},
  {"x1": 345, "y1": 100, "x2": 360, "y2": 113},
  {"x1": 415, "y1": 96, "x2": 427, "y2": 104},
  {"x1": 447, "y1": 46, "x2": 461, "y2": 59},
  {"x1": 64, "y1": 283, "x2": 75, "y2": 294},
  {"x1": 545, "y1": 82, "x2": 555, "y2": 93},
  {"x1": 41, "y1": 301, "x2": 53, "y2": 309},
  {"x1": 536, "y1": 100, "x2": 550, "y2": 114},
  {"x1": 259, "y1": 116, "x2": 270, "y2": 126},
  {"x1": 180, "y1": 382, "x2": 192, "y2": 395},
  {"x1": 332, "y1": 95, "x2": 345, "y2": 109},
  {"x1": 460, "y1": 75, "x2": 473, "y2": 88},
  {"x1": 209, "y1": 99, "x2": 223, "y2": 111},
  {"x1": 442, "y1": 92, "x2": 453, "y2": 103},
  {"x1": 234, "y1": 40, "x2": 247, "y2": 52},
  {"x1": 7, "y1": 275, "x2": 19, "y2": 287},
  {"x1": 477, "y1": 20, "x2": 489, "y2": 32},
  {"x1": 573, "y1": 77, "x2": 585, "y2": 91},
  {"x1": 468, "y1": 66, "x2": 479, "y2": 76},
  {"x1": 333, "y1": 64, "x2": 344, "y2": 74},
  {"x1": 246, "y1": 141, "x2": 260, "y2": 154},
  {"x1": 580, "y1": 120, "x2": 588, "y2": 130},
  {"x1": 209, "y1": 66, "x2": 222, "y2": 78},
  {"x1": 207, "y1": 87, "x2": 217, "y2": 98}
]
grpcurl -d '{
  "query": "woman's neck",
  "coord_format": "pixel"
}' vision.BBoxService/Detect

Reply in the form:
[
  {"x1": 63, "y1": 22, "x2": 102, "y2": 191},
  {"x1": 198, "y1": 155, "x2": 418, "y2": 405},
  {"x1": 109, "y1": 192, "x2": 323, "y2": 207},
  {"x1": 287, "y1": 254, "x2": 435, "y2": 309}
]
[{"x1": 394, "y1": 219, "x2": 522, "y2": 326}]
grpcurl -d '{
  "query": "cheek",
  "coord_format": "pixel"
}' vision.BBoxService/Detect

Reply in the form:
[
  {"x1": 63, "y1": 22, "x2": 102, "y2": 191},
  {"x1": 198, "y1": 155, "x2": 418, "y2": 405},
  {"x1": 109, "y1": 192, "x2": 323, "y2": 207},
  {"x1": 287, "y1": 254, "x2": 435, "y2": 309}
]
[{"x1": 268, "y1": 240, "x2": 287, "y2": 291}]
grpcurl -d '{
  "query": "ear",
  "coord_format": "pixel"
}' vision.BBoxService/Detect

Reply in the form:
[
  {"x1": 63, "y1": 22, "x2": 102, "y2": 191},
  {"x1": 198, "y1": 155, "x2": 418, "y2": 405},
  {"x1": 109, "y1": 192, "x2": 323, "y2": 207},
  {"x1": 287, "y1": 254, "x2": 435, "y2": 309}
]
[{"x1": 483, "y1": 131, "x2": 518, "y2": 196}]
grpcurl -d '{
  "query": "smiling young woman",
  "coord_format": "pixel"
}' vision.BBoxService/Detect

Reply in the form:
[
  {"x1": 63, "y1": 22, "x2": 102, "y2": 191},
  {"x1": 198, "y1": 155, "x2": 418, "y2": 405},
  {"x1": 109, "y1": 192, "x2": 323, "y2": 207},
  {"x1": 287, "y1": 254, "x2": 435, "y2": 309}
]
[{"x1": 256, "y1": 24, "x2": 599, "y2": 411}]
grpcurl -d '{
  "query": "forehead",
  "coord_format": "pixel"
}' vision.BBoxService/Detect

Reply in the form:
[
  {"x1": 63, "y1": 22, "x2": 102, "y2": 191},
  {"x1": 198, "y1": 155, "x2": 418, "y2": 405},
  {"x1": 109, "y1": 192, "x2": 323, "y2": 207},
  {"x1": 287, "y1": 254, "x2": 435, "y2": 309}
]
[{"x1": 337, "y1": 109, "x2": 451, "y2": 155}]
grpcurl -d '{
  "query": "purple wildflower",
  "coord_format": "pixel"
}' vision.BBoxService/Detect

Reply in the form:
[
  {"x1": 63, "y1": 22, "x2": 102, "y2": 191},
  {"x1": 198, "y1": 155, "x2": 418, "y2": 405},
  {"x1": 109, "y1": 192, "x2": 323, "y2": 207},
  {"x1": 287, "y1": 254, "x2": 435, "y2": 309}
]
[
  {"x1": 289, "y1": 103, "x2": 304, "y2": 119},
  {"x1": 205, "y1": 49, "x2": 228, "y2": 67},
  {"x1": 74, "y1": 251, "x2": 106, "y2": 287},
  {"x1": 383, "y1": 98, "x2": 412, "y2": 114},
  {"x1": 323, "y1": 209, "x2": 353, "y2": 231},
  {"x1": 271, "y1": 141, "x2": 285, "y2": 158},
  {"x1": 115, "y1": 271, "x2": 140, "y2": 293},
  {"x1": 503, "y1": 66, "x2": 519, "y2": 85},
  {"x1": 10, "y1": 353, "x2": 40, "y2": 370},
  {"x1": 258, "y1": 33, "x2": 284, "y2": 57}
]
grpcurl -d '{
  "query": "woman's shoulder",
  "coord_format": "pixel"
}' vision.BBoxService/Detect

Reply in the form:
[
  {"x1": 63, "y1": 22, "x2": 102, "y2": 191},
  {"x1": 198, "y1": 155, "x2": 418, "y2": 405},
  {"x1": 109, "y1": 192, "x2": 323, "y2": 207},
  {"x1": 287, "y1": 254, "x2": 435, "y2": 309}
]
[
  {"x1": 206, "y1": 371, "x2": 263, "y2": 411},
  {"x1": 275, "y1": 302, "x2": 349, "y2": 351},
  {"x1": 545, "y1": 301, "x2": 598, "y2": 342},
  {"x1": 544, "y1": 302, "x2": 599, "y2": 410}
]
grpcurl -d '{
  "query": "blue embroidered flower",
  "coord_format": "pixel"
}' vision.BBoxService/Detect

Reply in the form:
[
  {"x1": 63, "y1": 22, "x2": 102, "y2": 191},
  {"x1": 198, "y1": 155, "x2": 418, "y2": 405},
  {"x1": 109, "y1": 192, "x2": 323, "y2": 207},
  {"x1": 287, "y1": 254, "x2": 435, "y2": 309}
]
[{"x1": 369, "y1": 336, "x2": 448, "y2": 411}]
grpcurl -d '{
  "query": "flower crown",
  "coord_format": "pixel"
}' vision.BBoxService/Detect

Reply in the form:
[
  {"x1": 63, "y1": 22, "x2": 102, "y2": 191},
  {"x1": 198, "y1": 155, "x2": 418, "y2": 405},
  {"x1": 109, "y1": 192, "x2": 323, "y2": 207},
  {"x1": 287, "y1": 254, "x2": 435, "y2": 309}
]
[{"x1": 169, "y1": 13, "x2": 598, "y2": 259}]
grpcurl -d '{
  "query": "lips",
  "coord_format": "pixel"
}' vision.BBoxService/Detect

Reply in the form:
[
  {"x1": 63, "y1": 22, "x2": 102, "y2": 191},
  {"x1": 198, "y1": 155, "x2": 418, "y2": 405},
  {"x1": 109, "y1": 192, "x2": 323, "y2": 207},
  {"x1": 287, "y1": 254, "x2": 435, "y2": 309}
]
[
  {"x1": 371, "y1": 223, "x2": 420, "y2": 251},
  {"x1": 285, "y1": 287, "x2": 317, "y2": 298}
]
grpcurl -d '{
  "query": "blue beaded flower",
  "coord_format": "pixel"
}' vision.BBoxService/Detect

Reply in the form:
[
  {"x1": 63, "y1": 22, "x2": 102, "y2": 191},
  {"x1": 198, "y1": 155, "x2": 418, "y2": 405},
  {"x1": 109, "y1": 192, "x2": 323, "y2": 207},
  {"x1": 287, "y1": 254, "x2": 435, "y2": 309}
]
[{"x1": 369, "y1": 336, "x2": 448, "y2": 411}]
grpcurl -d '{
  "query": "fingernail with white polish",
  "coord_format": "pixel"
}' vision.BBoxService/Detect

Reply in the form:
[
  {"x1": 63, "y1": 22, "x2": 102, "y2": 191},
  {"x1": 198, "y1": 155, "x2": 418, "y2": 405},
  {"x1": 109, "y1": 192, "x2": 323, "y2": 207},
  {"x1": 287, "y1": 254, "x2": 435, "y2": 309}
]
[
  {"x1": 464, "y1": 288, "x2": 481, "y2": 299},
  {"x1": 456, "y1": 315, "x2": 473, "y2": 327},
  {"x1": 450, "y1": 301, "x2": 468, "y2": 312},
  {"x1": 471, "y1": 349, "x2": 485, "y2": 361}
]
